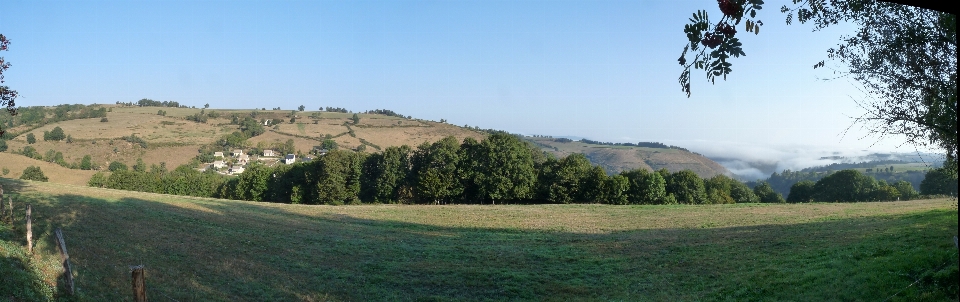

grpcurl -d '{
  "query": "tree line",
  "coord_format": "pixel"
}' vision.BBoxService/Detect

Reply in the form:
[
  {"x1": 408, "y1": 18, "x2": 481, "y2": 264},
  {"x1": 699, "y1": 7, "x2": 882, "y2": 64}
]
[{"x1": 83, "y1": 133, "x2": 956, "y2": 205}]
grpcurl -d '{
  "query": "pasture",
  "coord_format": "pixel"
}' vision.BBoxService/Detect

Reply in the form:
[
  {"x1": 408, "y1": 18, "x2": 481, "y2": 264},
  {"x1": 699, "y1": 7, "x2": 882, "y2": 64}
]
[{"x1": 1, "y1": 179, "x2": 956, "y2": 301}]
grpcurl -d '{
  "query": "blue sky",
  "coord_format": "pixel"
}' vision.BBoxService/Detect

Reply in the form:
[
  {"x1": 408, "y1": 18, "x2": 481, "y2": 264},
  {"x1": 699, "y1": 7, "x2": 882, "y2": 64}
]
[{"x1": 1, "y1": 0, "x2": 936, "y2": 172}]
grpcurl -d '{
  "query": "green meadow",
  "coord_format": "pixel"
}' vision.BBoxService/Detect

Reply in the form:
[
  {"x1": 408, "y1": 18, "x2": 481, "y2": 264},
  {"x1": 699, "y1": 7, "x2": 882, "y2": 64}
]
[{"x1": 1, "y1": 179, "x2": 957, "y2": 301}]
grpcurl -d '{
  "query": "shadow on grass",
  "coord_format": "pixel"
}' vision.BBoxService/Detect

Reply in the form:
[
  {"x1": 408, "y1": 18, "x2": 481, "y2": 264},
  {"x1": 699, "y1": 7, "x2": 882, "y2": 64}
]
[{"x1": 7, "y1": 188, "x2": 959, "y2": 301}]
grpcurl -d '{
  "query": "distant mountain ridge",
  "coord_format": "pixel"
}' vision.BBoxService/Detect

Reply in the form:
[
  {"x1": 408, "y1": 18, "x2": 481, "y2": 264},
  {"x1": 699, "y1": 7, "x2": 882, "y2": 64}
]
[{"x1": 523, "y1": 136, "x2": 730, "y2": 178}]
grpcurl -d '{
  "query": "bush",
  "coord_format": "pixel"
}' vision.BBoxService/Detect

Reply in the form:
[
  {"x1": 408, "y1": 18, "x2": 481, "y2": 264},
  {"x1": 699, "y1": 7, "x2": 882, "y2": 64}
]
[
  {"x1": 43, "y1": 126, "x2": 66, "y2": 141},
  {"x1": 20, "y1": 166, "x2": 49, "y2": 182},
  {"x1": 100, "y1": 117, "x2": 108, "y2": 122},
  {"x1": 0, "y1": 139, "x2": 6, "y2": 152},
  {"x1": 88, "y1": 172, "x2": 108, "y2": 187},
  {"x1": 108, "y1": 161, "x2": 128, "y2": 172},
  {"x1": 26, "y1": 133, "x2": 36, "y2": 144}
]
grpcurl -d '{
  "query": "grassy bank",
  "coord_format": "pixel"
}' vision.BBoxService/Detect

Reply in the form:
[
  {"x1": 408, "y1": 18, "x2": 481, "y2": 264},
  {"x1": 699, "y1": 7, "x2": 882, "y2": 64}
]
[{"x1": 1, "y1": 179, "x2": 956, "y2": 301}]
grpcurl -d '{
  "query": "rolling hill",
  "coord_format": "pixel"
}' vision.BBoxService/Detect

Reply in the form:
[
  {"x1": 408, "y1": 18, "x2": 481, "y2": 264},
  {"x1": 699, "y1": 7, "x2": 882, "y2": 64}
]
[{"x1": 1, "y1": 104, "x2": 729, "y2": 185}]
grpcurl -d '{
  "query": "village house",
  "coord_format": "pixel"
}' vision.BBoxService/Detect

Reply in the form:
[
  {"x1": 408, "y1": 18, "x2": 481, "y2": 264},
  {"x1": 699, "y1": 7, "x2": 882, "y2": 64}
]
[
  {"x1": 212, "y1": 160, "x2": 226, "y2": 169},
  {"x1": 283, "y1": 154, "x2": 296, "y2": 164},
  {"x1": 232, "y1": 149, "x2": 244, "y2": 157},
  {"x1": 263, "y1": 149, "x2": 277, "y2": 157},
  {"x1": 237, "y1": 154, "x2": 250, "y2": 165},
  {"x1": 213, "y1": 151, "x2": 224, "y2": 158},
  {"x1": 229, "y1": 165, "x2": 245, "y2": 174}
]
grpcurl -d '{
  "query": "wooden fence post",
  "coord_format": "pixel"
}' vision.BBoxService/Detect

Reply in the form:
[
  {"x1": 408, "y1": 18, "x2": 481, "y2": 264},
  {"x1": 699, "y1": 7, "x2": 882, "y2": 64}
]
[
  {"x1": 8, "y1": 197, "x2": 13, "y2": 228},
  {"x1": 55, "y1": 228, "x2": 75, "y2": 295},
  {"x1": 26, "y1": 204, "x2": 32, "y2": 253},
  {"x1": 131, "y1": 265, "x2": 147, "y2": 302}
]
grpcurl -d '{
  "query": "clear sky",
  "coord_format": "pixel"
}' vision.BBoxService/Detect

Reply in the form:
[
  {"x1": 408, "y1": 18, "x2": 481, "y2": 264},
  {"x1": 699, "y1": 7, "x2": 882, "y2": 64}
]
[{"x1": 0, "y1": 0, "x2": 937, "y2": 173}]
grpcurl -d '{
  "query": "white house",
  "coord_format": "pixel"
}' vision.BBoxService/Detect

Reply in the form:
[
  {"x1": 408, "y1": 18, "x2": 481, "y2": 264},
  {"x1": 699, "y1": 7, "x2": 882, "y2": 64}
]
[
  {"x1": 229, "y1": 165, "x2": 245, "y2": 174},
  {"x1": 212, "y1": 160, "x2": 226, "y2": 169},
  {"x1": 237, "y1": 154, "x2": 250, "y2": 165},
  {"x1": 213, "y1": 152, "x2": 224, "y2": 158},
  {"x1": 283, "y1": 154, "x2": 296, "y2": 164},
  {"x1": 232, "y1": 149, "x2": 244, "y2": 157},
  {"x1": 263, "y1": 149, "x2": 277, "y2": 157}
]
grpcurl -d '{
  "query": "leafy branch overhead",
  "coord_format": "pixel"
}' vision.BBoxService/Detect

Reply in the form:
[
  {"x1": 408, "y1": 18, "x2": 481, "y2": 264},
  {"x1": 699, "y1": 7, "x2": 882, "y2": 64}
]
[
  {"x1": 678, "y1": 0, "x2": 764, "y2": 97},
  {"x1": 0, "y1": 34, "x2": 18, "y2": 136}
]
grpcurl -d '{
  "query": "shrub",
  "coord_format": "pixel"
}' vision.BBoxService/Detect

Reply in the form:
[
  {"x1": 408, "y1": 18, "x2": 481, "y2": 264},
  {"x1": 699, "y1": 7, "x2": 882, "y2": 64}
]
[
  {"x1": 108, "y1": 161, "x2": 128, "y2": 172},
  {"x1": 88, "y1": 172, "x2": 108, "y2": 187},
  {"x1": 20, "y1": 166, "x2": 49, "y2": 182},
  {"x1": 26, "y1": 133, "x2": 36, "y2": 144},
  {"x1": 0, "y1": 139, "x2": 6, "y2": 152},
  {"x1": 100, "y1": 117, "x2": 109, "y2": 122}
]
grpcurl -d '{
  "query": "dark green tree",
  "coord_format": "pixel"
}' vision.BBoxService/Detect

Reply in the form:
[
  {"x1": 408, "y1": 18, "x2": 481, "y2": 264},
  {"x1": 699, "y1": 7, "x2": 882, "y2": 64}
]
[
  {"x1": 601, "y1": 174, "x2": 630, "y2": 205},
  {"x1": 410, "y1": 137, "x2": 462, "y2": 204},
  {"x1": 235, "y1": 162, "x2": 272, "y2": 201},
  {"x1": 20, "y1": 166, "x2": 48, "y2": 182},
  {"x1": 109, "y1": 161, "x2": 128, "y2": 172},
  {"x1": 667, "y1": 170, "x2": 707, "y2": 204},
  {"x1": 787, "y1": 180, "x2": 816, "y2": 203},
  {"x1": 320, "y1": 139, "x2": 338, "y2": 151},
  {"x1": 579, "y1": 166, "x2": 607, "y2": 203},
  {"x1": 80, "y1": 155, "x2": 93, "y2": 170},
  {"x1": 892, "y1": 180, "x2": 917, "y2": 200},
  {"x1": 754, "y1": 181, "x2": 785, "y2": 203},
  {"x1": 44, "y1": 126, "x2": 66, "y2": 141},
  {"x1": 540, "y1": 153, "x2": 592, "y2": 204},
  {"x1": 0, "y1": 139, "x2": 6, "y2": 152},
  {"x1": 621, "y1": 168, "x2": 667, "y2": 204},
  {"x1": 351, "y1": 113, "x2": 360, "y2": 124},
  {"x1": 360, "y1": 145, "x2": 412, "y2": 203},
  {"x1": 311, "y1": 150, "x2": 364, "y2": 205},
  {"x1": 88, "y1": 172, "x2": 108, "y2": 188},
  {"x1": 473, "y1": 133, "x2": 537, "y2": 204},
  {"x1": 813, "y1": 169, "x2": 876, "y2": 202},
  {"x1": 705, "y1": 174, "x2": 737, "y2": 204},
  {"x1": 920, "y1": 164, "x2": 959, "y2": 196},
  {"x1": 26, "y1": 133, "x2": 35, "y2": 144},
  {"x1": 298, "y1": 105, "x2": 305, "y2": 111}
]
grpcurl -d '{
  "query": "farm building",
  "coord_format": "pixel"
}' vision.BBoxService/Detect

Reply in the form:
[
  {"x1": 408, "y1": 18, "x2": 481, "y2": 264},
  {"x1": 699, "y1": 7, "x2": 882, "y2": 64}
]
[
  {"x1": 212, "y1": 161, "x2": 226, "y2": 169},
  {"x1": 229, "y1": 165, "x2": 245, "y2": 174},
  {"x1": 263, "y1": 149, "x2": 277, "y2": 157},
  {"x1": 232, "y1": 149, "x2": 244, "y2": 157},
  {"x1": 213, "y1": 152, "x2": 224, "y2": 158},
  {"x1": 284, "y1": 154, "x2": 296, "y2": 164}
]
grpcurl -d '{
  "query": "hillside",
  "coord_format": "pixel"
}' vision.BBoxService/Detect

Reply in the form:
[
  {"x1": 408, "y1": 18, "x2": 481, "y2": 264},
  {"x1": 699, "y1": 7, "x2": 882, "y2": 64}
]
[
  {"x1": 1, "y1": 179, "x2": 955, "y2": 300},
  {"x1": 526, "y1": 137, "x2": 730, "y2": 178},
  {"x1": 2, "y1": 104, "x2": 729, "y2": 184}
]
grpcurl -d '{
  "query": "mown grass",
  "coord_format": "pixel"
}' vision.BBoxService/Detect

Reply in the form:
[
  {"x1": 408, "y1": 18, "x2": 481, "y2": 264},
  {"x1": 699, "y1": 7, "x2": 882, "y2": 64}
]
[{"x1": 1, "y1": 179, "x2": 956, "y2": 301}]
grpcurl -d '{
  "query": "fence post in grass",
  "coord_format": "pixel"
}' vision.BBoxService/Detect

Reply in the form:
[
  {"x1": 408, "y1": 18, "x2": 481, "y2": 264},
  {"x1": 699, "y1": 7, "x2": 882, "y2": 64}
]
[
  {"x1": 131, "y1": 265, "x2": 147, "y2": 302},
  {"x1": 26, "y1": 204, "x2": 32, "y2": 253},
  {"x1": 55, "y1": 228, "x2": 75, "y2": 295},
  {"x1": 8, "y1": 197, "x2": 13, "y2": 227}
]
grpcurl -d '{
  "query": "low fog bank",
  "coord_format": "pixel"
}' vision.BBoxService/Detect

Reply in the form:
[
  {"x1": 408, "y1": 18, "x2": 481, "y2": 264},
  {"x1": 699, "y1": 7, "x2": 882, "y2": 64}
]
[{"x1": 680, "y1": 141, "x2": 946, "y2": 181}]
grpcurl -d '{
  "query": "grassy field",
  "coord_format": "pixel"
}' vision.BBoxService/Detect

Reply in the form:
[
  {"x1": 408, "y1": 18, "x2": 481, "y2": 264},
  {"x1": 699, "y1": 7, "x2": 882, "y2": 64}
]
[{"x1": 1, "y1": 179, "x2": 956, "y2": 301}]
